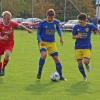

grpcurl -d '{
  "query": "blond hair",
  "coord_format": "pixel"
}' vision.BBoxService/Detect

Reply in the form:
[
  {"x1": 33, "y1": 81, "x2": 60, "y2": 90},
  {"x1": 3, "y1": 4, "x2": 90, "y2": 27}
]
[
  {"x1": 2, "y1": 11, "x2": 12, "y2": 18},
  {"x1": 46, "y1": 9, "x2": 55, "y2": 16}
]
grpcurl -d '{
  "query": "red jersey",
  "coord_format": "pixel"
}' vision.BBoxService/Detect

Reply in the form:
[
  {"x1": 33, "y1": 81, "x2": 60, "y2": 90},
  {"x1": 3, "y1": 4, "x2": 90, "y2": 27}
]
[{"x1": 0, "y1": 21, "x2": 19, "y2": 44}]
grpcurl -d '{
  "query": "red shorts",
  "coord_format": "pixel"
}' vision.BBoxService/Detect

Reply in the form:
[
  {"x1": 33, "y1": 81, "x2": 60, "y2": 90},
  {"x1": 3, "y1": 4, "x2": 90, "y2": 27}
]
[{"x1": 0, "y1": 41, "x2": 14, "y2": 55}]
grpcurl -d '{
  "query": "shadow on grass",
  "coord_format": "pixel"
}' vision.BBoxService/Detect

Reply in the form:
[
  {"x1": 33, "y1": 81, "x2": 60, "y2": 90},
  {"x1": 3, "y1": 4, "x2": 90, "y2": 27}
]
[
  {"x1": 25, "y1": 80, "x2": 59, "y2": 95},
  {"x1": 66, "y1": 81, "x2": 90, "y2": 96}
]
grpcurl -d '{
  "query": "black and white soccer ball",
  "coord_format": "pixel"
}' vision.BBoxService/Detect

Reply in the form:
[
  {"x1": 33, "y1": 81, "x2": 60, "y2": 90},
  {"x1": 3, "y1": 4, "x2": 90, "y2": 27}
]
[{"x1": 50, "y1": 72, "x2": 60, "y2": 81}]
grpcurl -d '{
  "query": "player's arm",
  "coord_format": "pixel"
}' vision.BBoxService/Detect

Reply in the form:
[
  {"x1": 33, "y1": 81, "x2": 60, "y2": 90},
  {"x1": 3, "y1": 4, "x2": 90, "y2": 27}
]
[
  {"x1": 56, "y1": 22, "x2": 64, "y2": 45},
  {"x1": 72, "y1": 25, "x2": 82, "y2": 39},
  {"x1": 90, "y1": 24, "x2": 100, "y2": 35},
  {"x1": 72, "y1": 34, "x2": 82, "y2": 39},
  {"x1": 19, "y1": 24, "x2": 32, "y2": 33},
  {"x1": 0, "y1": 28, "x2": 8, "y2": 40},
  {"x1": 37, "y1": 22, "x2": 43, "y2": 45}
]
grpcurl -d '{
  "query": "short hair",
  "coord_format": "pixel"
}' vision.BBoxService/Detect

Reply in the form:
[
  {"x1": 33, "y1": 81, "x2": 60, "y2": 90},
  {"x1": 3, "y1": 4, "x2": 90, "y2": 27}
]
[
  {"x1": 2, "y1": 11, "x2": 12, "y2": 18},
  {"x1": 77, "y1": 13, "x2": 87, "y2": 20},
  {"x1": 46, "y1": 9, "x2": 55, "y2": 16}
]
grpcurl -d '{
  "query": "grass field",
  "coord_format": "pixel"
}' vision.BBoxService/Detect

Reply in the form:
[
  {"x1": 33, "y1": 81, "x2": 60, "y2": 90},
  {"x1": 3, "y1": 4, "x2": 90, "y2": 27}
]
[{"x1": 0, "y1": 30, "x2": 100, "y2": 100}]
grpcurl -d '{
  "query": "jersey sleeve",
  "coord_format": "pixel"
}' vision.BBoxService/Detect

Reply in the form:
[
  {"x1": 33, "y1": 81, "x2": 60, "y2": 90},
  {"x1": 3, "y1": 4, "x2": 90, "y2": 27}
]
[
  {"x1": 11, "y1": 21, "x2": 19, "y2": 28},
  {"x1": 37, "y1": 22, "x2": 42, "y2": 42},
  {"x1": 55, "y1": 20, "x2": 62, "y2": 37},
  {"x1": 90, "y1": 24, "x2": 97, "y2": 31},
  {"x1": 72, "y1": 25, "x2": 78, "y2": 36}
]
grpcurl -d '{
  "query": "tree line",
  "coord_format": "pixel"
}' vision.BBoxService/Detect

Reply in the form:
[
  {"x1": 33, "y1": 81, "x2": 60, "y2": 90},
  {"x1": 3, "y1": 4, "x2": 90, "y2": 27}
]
[{"x1": 0, "y1": 0, "x2": 96, "y2": 21}]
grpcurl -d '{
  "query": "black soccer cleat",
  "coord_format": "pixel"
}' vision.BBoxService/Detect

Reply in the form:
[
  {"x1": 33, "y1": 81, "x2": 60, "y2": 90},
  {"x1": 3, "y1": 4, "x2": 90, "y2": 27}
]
[
  {"x1": 60, "y1": 76, "x2": 67, "y2": 81},
  {"x1": 37, "y1": 74, "x2": 41, "y2": 80}
]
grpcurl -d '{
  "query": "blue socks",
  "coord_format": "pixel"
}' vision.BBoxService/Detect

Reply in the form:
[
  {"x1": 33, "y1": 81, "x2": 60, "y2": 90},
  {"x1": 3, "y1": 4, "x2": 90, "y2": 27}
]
[
  {"x1": 56, "y1": 62, "x2": 62, "y2": 77},
  {"x1": 78, "y1": 64, "x2": 86, "y2": 78},
  {"x1": 38, "y1": 58, "x2": 45, "y2": 75}
]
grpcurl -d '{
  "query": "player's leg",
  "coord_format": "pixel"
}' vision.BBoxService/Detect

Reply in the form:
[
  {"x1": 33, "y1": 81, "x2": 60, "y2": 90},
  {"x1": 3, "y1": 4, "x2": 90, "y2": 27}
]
[
  {"x1": 77, "y1": 59, "x2": 87, "y2": 81},
  {"x1": 2, "y1": 50, "x2": 11, "y2": 75},
  {"x1": 37, "y1": 48, "x2": 47, "y2": 79},
  {"x1": 83, "y1": 58, "x2": 90, "y2": 72},
  {"x1": 0, "y1": 46, "x2": 5, "y2": 76},
  {"x1": 75, "y1": 49, "x2": 87, "y2": 81},
  {"x1": 51, "y1": 53, "x2": 66, "y2": 81},
  {"x1": 83, "y1": 49, "x2": 91, "y2": 72},
  {"x1": 0, "y1": 56, "x2": 2, "y2": 75},
  {"x1": 48, "y1": 42, "x2": 66, "y2": 81}
]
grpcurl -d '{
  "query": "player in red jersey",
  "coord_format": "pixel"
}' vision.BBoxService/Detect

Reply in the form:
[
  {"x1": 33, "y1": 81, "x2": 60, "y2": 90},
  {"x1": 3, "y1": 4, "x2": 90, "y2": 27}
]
[{"x1": 0, "y1": 11, "x2": 32, "y2": 76}]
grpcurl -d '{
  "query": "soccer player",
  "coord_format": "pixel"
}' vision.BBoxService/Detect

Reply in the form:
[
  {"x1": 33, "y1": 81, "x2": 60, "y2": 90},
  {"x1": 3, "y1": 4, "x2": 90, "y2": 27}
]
[
  {"x1": 37, "y1": 9, "x2": 66, "y2": 81},
  {"x1": 72, "y1": 13, "x2": 100, "y2": 81},
  {"x1": 0, "y1": 11, "x2": 32, "y2": 76}
]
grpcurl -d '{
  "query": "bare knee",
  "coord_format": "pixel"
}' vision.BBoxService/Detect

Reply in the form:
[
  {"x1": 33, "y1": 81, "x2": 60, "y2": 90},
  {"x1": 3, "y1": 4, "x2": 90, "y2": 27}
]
[
  {"x1": 83, "y1": 58, "x2": 90, "y2": 65},
  {"x1": 77, "y1": 59, "x2": 83, "y2": 65},
  {"x1": 40, "y1": 51, "x2": 47, "y2": 59},
  {"x1": 52, "y1": 56, "x2": 60, "y2": 63}
]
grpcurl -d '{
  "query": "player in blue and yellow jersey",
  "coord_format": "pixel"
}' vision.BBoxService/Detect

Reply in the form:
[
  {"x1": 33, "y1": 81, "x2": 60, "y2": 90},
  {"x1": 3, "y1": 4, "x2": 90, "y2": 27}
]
[
  {"x1": 37, "y1": 9, "x2": 66, "y2": 81},
  {"x1": 72, "y1": 13, "x2": 100, "y2": 81}
]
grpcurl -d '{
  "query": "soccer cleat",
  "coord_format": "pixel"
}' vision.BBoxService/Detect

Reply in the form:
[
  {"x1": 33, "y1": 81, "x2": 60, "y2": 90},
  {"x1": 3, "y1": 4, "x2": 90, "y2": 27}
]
[
  {"x1": 37, "y1": 73, "x2": 41, "y2": 80},
  {"x1": 83, "y1": 76, "x2": 87, "y2": 82},
  {"x1": 60, "y1": 76, "x2": 67, "y2": 81},
  {"x1": 86, "y1": 65, "x2": 91, "y2": 72}
]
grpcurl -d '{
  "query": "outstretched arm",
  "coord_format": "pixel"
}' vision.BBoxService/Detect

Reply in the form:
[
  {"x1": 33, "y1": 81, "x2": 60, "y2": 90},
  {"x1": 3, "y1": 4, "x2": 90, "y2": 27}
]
[{"x1": 19, "y1": 24, "x2": 32, "y2": 33}]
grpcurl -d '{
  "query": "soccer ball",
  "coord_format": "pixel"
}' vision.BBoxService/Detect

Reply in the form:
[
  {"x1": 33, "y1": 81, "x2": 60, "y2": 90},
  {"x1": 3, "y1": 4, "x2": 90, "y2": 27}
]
[{"x1": 50, "y1": 72, "x2": 60, "y2": 81}]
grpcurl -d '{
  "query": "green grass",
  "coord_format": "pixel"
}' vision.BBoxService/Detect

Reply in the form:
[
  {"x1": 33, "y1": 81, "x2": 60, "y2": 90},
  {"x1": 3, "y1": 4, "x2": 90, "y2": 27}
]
[{"x1": 0, "y1": 30, "x2": 100, "y2": 100}]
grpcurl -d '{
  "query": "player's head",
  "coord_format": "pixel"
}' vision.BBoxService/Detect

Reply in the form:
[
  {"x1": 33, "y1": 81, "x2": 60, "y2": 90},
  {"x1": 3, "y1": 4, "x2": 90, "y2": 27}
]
[
  {"x1": 46, "y1": 9, "x2": 55, "y2": 22},
  {"x1": 77, "y1": 13, "x2": 87, "y2": 25},
  {"x1": 2, "y1": 11, "x2": 12, "y2": 23}
]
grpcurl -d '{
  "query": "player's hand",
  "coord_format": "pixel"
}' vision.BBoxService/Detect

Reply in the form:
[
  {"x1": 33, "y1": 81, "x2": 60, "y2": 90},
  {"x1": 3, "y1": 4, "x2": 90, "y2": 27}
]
[
  {"x1": 27, "y1": 29, "x2": 32, "y2": 33},
  {"x1": 76, "y1": 33, "x2": 82, "y2": 39},
  {"x1": 60, "y1": 37, "x2": 64, "y2": 46}
]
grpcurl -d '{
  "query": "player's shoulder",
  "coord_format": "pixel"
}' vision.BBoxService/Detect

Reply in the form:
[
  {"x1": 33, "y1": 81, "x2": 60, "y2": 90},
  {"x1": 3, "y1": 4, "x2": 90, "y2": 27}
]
[
  {"x1": 53, "y1": 18, "x2": 60, "y2": 24},
  {"x1": 39, "y1": 19, "x2": 46, "y2": 25},
  {"x1": 86, "y1": 23, "x2": 94, "y2": 27},
  {"x1": 73, "y1": 23, "x2": 80, "y2": 29},
  {"x1": 10, "y1": 20, "x2": 17, "y2": 24}
]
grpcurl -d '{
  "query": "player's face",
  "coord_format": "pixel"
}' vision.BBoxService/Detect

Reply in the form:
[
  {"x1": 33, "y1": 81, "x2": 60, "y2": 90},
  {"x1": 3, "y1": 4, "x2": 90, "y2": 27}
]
[
  {"x1": 47, "y1": 16, "x2": 54, "y2": 22},
  {"x1": 79, "y1": 19, "x2": 87, "y2": 26},
  {"x1": 3, "y1": 14, "x2": 11, "y2": 24}
]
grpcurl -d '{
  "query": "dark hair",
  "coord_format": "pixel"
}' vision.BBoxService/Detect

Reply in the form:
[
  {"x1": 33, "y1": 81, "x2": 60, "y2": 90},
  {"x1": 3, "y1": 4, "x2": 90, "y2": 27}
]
[
  {"x1": 77, "y1": 13, "x2": 87, "y2": 20},
  {"x1": 46, "y1": 9, "x2": 55, "y2": 16}
]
